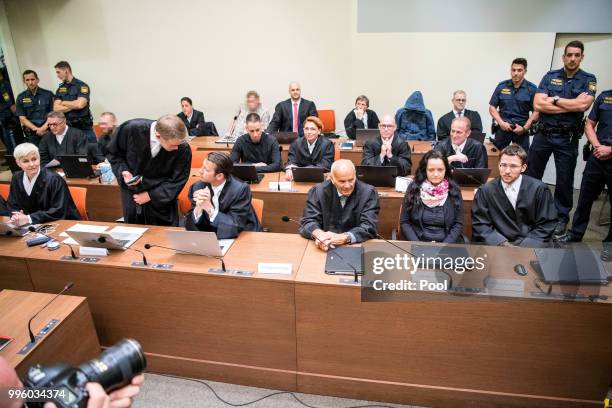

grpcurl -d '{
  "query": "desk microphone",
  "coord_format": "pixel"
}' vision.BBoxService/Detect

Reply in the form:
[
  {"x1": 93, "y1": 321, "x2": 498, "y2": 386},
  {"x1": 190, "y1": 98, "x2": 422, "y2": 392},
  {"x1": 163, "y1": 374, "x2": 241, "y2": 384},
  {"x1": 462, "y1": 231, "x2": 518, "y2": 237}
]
[
  {"x1": 143, "y1": 243, "x2": 225, "y2": 272},
  {"x1": 28, "y1": 282, "x2": 74, "y2": 344},
  {"x1": 281, "y1": 215, "x2": 361, "y2": 282},
  {"x1": 28, "y1": 226, "x2": 77, "y2": 259},
  {"x1": 451, "y1": 170, "x2": 485, "y2": 187},
  {"x1": 277, "y1": 145, "x2": 284, "y2": 191},
  {"x1": 97, "y1": 236, "x2": 148, "y2": 265}
]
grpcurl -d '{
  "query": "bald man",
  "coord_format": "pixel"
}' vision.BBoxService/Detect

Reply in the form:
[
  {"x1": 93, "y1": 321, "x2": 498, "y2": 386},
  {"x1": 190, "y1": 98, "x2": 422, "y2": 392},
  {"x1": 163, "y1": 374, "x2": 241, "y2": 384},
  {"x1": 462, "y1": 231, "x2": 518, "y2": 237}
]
[
  {"x1": 299, "y1": 159, "x2": 380, "y2": 250},
  {"x1": 267, "y1": 81, "x2": 317, "y2": 137},
  {"x1": 361, "y1": 114, "x2": 412, "y2": 176}
]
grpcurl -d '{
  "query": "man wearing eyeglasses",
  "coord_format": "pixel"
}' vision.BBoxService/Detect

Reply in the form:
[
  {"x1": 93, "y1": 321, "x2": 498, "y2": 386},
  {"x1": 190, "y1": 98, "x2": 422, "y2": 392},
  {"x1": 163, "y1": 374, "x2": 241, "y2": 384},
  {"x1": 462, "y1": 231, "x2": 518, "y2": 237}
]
[
  {"x1": 436, "y1": 90, "x2": 483, "y2": 141},
  {"x1": 361, "y1": 114, "x2": 411, "y2": 176},
  {"x1": 471, "y1": 144, "x2": 557, "y2": 247},
  {"x1": 38, "y1": 111, "x2": 87, "y2": 166}
]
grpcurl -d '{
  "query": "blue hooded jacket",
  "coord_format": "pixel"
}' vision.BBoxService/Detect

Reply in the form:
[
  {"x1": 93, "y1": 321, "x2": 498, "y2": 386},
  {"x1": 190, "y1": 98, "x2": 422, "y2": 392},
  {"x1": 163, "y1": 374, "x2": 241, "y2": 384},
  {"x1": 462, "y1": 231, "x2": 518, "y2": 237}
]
[{"x1": 395, "y1": 91, "x2": 436, "y2": 141}]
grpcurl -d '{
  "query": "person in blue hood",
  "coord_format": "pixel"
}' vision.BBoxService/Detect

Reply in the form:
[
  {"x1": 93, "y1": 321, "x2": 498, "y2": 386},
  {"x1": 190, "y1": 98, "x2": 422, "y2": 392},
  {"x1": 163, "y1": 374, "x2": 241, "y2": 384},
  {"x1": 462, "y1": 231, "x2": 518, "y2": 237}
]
[{"x1": 394, "y1": 91, "x2": 436, "y2": 141}]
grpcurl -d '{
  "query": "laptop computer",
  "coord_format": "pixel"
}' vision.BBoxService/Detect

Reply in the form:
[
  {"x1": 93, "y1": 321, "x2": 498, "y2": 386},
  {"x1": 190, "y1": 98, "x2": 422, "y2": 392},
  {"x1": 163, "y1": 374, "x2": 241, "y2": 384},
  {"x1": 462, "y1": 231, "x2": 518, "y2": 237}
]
[
  {"x1": 355, "y1": 129, "x2": 380, "y2": 147},
  {"x1": 532, "y1": 247, "x2": 609, "y2": 285},
  {"x1": 356, "y1": 165, "x2": 397, "y2": 187},
  {"x1": 273, "y1": 131, "x2": 298, "y2": 145},
  {"x1": 57, "y1": 155, "x2": 96, "y2": 178},
  {"x1": 0, "y1": 223, "x2": 31, "y2": 237},
  {"x1": 65, "y1": 230, "x2": 133, "y2": 250},
  {"x1": 324, "y1": 246, "x2": 363, "y2": 275},
  {"x1": 452, "y1": 168, "x2": 491, "y2": 186},
  {"x1": 292, "y1": 167, "x2": 325, "y2": 183},
  {"x1": 232, "y1": 164, "x2": 264, "y2": 183},
  {"x1": 3, "y1": 155, "x2": 20, "y2": 174},
  {"x1": 468, "y1": 131, "x2": 486, "y2": 144},
  {"x1": 165, "y1": 230, "x2": 234, "y2": 257}
]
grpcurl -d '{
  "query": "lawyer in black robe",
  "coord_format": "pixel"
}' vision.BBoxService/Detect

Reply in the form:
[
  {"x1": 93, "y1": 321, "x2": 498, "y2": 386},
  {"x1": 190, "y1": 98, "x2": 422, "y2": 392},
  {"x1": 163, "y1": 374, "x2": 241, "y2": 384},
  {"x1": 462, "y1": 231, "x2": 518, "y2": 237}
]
[
  {"x1": 434, "y1": 137, "x2": 488, "y2": 169},
  {"x1": 471, "y1": 175, "x2": 557, "y2": 247},
  {"x1": 286, "y1": 134, "x2": 335, "y2": 171},
  {"x1": 185, "y1": 176, "x2": 261, "y2": 238},
  {"x1": 0, "y1": 195, "x2": 9, "y2": 216},
  {"x1": 7, "y1": 167, "x2": 80, "y2": 224},
  {"x1": 299, "y1": 179, "x2": 380, "y2": 243},
  {"x1": 107, "y1": 118, "x2": 191, "y2": 226},
  {"x1": 436, "y1": 110, "x2": 483, "y2": 141},
  {"x1": 39, "y1": 126, "x2": 87, "y2": 166},
  {"x1": 361, "y1": 136, "x2": 412, "y2": 176}
]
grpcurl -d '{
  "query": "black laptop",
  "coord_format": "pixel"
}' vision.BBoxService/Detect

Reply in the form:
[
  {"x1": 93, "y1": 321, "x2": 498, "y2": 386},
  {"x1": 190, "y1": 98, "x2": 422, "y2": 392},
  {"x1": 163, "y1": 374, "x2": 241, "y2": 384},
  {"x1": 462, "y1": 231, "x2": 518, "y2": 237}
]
[
  {"x1": 3, "y1": 155, "x2": 20, "y2": 173},
  {"x1": 468, "y1": 131, "x2": 486, "y2": 144},
  {"x1": 273, "y1": 131, "x2": 298, "y2": 145},
  {"x1": 57, "y1": 155, "x2": 96, "y2": 178},
  {"x1": 292, "y1": 167, "x2": 325, "y2": 183},
  {"x1": 452, "y1": 168, "x2": 491, "y2": 186},
  {"x1": 324, "y1": 247, "x2": 363, "y2": 275},
  {"x1": 355, "y1": 129, "x2": 380, "y2": 147},
  {"x1": 532, "y1": 247, "x2": 609, "y2": 285},
  {"x1": 356, "y1": 165, "x2": 397, "y2": 188},
  {"x1": 232, "y1": 164, "x2": 264, "y2": 184}
]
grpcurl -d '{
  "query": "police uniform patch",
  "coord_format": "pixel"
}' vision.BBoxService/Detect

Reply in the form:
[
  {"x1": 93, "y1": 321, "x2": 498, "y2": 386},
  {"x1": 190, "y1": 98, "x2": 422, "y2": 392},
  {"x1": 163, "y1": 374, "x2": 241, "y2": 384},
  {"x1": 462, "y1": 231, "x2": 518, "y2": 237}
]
[
  {"x1": 604, "y1": 97, "x2": 612, "y2": 104},
  {"x1": 58, "y1": 87, "x2": 67, "y2": 93},
  {"x1": 551, "y1": 78, "x2": 563, "y2": 86},
  {"x1": 2, "y1": 92, "x2": 9, "y2": 102},
  {"x1": 589, "y1": 81, "x2": 597, "y2": 93},
  {"x1": 22, "y1": 97, "x2": 32, "y2": 103},
  {"x1": 80, "y1": 86, "x2": 89, "y2": 94},
  {"x1": 500, "y1": 88, "x2": 511, "y2": 95}
]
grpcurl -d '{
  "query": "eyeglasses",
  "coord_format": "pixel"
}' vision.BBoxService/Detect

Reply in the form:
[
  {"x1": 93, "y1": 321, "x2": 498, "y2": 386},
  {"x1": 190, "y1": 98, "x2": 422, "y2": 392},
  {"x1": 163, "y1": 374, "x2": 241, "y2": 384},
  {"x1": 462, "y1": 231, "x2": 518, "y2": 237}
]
[
  {"x1": 454, "y1": 99, "x2": 466, "y2": 102},
  {"x1": 48, "y1": 122, "x2": 65, "y2": 127},
  {"x1": 499, "y1": 163, "x2": 523, "y2": 170},
  {"x1": 379, "y1": 124, "x2": 395, "y2": 129}
]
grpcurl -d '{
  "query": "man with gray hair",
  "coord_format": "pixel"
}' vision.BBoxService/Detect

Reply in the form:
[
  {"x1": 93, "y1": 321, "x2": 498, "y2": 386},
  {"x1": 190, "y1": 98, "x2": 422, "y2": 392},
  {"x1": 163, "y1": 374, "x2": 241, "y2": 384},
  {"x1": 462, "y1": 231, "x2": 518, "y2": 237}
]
[
  {"x1": 267, "y1": 81, "x2": 317, "y2": 137},
  {"x1": 434, "y1": 116, "x2": 487, "y2": 169},
  {"x1": 38, "y1": 110, "x2": 87, "y2": 166},
  {"x1": 436, "y1": 90, "x2": 483, "y2": 141},
  {"x1": 299, "y1": 159, "x2": 380, "y2": 251},
  {"x1": 107, "y1": 114, "x2": 192, "y2": 226}
]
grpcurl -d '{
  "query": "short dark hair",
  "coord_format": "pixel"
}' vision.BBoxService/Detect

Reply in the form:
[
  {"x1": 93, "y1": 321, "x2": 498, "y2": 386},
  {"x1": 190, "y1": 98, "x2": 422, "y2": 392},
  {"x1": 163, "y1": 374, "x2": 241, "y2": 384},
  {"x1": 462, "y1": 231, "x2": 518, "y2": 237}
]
[
  {"x1": 511, "y1": 58, "x2": 527, "y2": 69},
  {"x1": 22, "y1": 70, "x2": 38, "y2": 79},
  {"x1": 207, "y1": 152, "x2": 233, "y2": 178},
  {"x1": 54, "y1": 61, "x2": 72, "y2": 71},
  {"x1": 355, "y1": 95, "x2": 370, "y2": 107},
  {"x1": 500, "y1": 144, "x2": 528, "y2": 165},
  {"x1": 564, "y1": 40, "x2": 584, "y2": 55},
  {"x1": 246, "y1": 112, "x2": 261, "y2": 124},
  {"x1": 180, "y1": 97, "x2": 193, "y2": 106}
]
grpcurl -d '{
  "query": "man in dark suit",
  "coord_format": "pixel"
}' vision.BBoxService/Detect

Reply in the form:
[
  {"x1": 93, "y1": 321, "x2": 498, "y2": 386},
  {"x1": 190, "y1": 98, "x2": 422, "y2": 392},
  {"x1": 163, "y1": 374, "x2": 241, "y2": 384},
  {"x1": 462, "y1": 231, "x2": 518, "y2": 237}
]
[
  {"x1": 38, "y1": 111, "x2": 87, "y2": 166},
  {"x1": 185, "y1": 151, "x2": 261, "y2": 238},
  {"x1": 437, "y1": 90, "x2": 482, "y2": 141},
  {"x1": 472, "y1": 144, "x2": 557, "y2": 247},
  {"x1": 299, "y1": 159, "x2": 380, "y2": 250},
  {"x1": 434, "y1": 116, "x2": 487, "y2": 169},
  {"x1": 361, "y1": 114, "x2": 411, "y2": 176},
  {"x1": 177, "y1": 97, "x2": 206, "y2": 136},
  {"x1": 267, "y1": 81, "x2": 317, "y2": 137},
  {"x1": 343, "y1": 95, "x2": 380, "y2": 139}
]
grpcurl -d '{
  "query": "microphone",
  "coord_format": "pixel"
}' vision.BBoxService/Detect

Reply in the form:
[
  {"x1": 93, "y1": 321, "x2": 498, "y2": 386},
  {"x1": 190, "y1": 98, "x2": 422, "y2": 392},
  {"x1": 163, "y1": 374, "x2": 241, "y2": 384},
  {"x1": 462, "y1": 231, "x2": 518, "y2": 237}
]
[
  {"x1": 277, "y1": 145, "x2": 284, "y2": 191},
  {"x1": 451, "y1": 170, "x2": 485, "y2": 187},
  {"x1": 374, "y1": 232, "x2": 418, "y2": 258},
  {"x1": 144, "y1": 243, "x2": 225, "y2": 272},
  {"x1": 97, "y1": 236, "x2": 148, "y2": 265},
  {"x1": 28, "y1": 226, "x2": 77, "y2": 259},
  {"x1": 28, "y1": 282, "x2": 74, "y2": 344},
  {"x1": 281, "y1": 215, "x2": 361, "y2": 282}
]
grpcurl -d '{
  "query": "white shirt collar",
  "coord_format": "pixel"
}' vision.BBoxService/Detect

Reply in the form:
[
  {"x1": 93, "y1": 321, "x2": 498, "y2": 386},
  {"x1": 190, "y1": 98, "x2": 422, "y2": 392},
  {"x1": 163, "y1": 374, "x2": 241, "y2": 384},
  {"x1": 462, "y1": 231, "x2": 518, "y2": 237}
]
[
  {"x1": 150, "y1": 121, "x2": 161, "y2": 158},
  {"x1": 453, "y1": 109, "x2": 464, "y2": 117},
  {"x1": 186, "y1": 113, "x2": 193, "y2": 123},
  {"x1": 22, "y1": 168, "x2": 41, "y2": 196},
  {"x1": 55, "y1": 125, "x2": 69, "y2": 144},
  {"x1": 452, "y1": 139, "x2": 467, "y2": 152},
  {"x1": 211, "y1": 179, "x2": 226, "y2": 196},
  {"x1": 502, "y1": 174, "x2": 522, "y2": 192}
]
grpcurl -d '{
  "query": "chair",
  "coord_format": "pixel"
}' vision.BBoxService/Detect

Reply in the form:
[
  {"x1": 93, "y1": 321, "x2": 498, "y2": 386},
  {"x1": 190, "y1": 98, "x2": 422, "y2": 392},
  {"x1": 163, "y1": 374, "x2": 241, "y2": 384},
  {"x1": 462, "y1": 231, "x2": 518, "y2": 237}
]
[
  {"x1": 191, "y1": 150, "x2": 207, "y2": 169},
  {"x1": 334, "y1": 143, "x2": 340, "y2": 161},
  {"x1": 251, "y1": 198, "x2": 264, "y2": 225},
  {"x1": 0, "y1": 184, "x2": 9, "y2": 201},
  {"x1": 177, "y1": 176, "x2": 201, "y2": 215},
  {"x1": 94, "y1": 123, "x2": 103, "y2": 137},
  {"x1": 317, "y1": 110, "x2": 336, "y2": 133},
  {"x1": 68, "y1": 186, "x2": 88, "y2": 221}
]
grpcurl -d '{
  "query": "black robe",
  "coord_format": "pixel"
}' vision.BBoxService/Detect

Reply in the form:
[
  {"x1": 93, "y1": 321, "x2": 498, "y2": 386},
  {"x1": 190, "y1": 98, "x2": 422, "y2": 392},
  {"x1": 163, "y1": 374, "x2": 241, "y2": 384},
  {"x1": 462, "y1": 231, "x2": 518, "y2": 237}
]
[
  {"x1": 39, "y1": 127, "x2": 87, "y2": 166},
  {"x1": 88, "y1": 133, "x2": 112, "y2": 164},
  {"x1": 106, "y1": 118, "x2": 191, "y2": 226},
  {"x1": 471, "y1": 175, "x2": 557, "y2": 247},
  {"x1": 434, "y1": 138, "x2": 488, "y2": 169},
  {"x1": 286, "y1": 136, "x2": 335, "y2": 171},
  {"x1": 7, "y1": 167, "x2": 80, "y2": 224},
  {"x1": 0, "y1": 195, "x2": 9, "y2": 216},
  {"x1": 436, "y1": 110, "x2": 483, "y2": 141},
  {"x1": 184, "y1": 176, "x2": 262, "y2": 238},
  {"x1": 361, "y1": 136, "x2": 412, "y2": 176},
  {"x1": 299, "y1": 179, "x2": 380, "y2": 243},
  {"x1": 177, "y1": 110, "x2": 206, "y2": 136}
]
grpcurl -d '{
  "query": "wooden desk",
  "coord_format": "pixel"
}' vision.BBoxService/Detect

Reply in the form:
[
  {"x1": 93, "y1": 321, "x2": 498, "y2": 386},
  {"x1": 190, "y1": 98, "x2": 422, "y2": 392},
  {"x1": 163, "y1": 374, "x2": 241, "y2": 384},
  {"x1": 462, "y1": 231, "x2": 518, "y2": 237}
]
[
  {"x1": 0, "y1": 290, "x2": 100, "y2": 377},
  {"x1": 250, "y1": 173, "x2": 477, "y2": 238},
  {"x1": 294, "y1": 241, "x2": 612, "y2": 407},
  {"x1": 6, "y1": 221, "x2": 307, "y2": 391},
  {"x1": 190, "y1": 137, "x2": 290, "y2": 163}
]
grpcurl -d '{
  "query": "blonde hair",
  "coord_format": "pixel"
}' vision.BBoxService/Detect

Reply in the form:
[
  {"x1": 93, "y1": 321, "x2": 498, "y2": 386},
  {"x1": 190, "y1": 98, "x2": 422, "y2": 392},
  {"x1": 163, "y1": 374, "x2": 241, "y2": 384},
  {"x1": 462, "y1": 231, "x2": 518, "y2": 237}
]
[
  {"x1": 155, "y1": 114, "x2": 188, "y2": 141},
  {"x1": 13, "y1": 143, "x2": 40, "y2": 162}
]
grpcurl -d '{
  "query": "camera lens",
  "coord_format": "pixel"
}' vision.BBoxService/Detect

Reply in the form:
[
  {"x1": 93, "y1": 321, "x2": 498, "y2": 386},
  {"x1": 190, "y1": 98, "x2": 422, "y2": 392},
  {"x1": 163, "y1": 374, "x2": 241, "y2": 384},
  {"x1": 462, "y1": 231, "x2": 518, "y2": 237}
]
[{"x1": 79, "y1": 338, "x2": 146, "y2": 392}]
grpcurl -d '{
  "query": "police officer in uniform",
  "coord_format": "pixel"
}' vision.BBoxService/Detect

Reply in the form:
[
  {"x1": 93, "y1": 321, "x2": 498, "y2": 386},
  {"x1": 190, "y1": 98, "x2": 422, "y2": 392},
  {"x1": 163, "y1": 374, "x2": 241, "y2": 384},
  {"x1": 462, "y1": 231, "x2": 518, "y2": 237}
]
[
  {"x1": 526, "y1": 40, "x2": 597, "y2": 237},
  {"x1": 489, "y1": 57, "x2": 539, "y2": 151},
  {"x1": 15, "y1": 70, "x2": 54, "y2": 147},
  {"x1": 558, "y1": 90, "x2": 612, "y2": 260},
  {"x1": 0, "y1": 74, "x2": 24, "y2": 155},
  {"x1": 53, "y1": 61, "x2": 97, "y2": 143}
]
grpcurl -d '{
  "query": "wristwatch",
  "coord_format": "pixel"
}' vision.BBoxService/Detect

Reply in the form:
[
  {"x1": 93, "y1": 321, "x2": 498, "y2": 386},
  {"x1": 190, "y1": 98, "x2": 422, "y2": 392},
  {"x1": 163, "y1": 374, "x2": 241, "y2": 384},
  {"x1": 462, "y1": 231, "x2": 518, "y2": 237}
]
[{"x1": 553, "y1": 96, "x2": 560, "y2": 105}]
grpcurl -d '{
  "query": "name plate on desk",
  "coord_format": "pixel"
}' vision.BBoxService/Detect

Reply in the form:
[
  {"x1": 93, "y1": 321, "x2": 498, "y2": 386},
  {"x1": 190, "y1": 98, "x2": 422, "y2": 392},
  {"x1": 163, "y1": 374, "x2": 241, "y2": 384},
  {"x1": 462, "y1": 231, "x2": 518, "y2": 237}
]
[
  {"x1": 18, "y1": 319, "x2": 60, "y2": 355},
  {"x1": 268, "y1": 182, "x2": 294, "y2": 192},
  {"x1": 131, "y1": 262, "x2": 173, "y2": 270},
  {"x1": 258, "y1": 263, "x2": 292, "y2": 275},
  {"x1": 60, "y1": 255, "x2": 99, "y2": 263}
]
